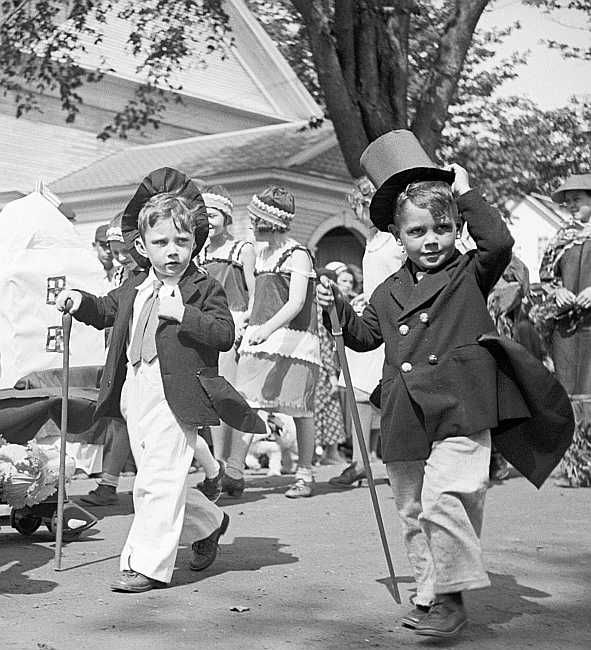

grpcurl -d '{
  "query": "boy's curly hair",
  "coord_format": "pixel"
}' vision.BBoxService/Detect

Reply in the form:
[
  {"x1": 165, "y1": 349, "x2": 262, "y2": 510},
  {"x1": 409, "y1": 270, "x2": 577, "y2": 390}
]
[
  {"x1": 394, "y1": 181, "x2": 459, "y2": 227},
  {"x1": 138, "y1": 192, "x2": 198, "y2": 238}
]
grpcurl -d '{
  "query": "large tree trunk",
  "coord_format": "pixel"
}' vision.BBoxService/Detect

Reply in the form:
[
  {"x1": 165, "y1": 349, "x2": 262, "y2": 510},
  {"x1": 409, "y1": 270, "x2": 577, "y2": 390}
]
[
  {"x1": 412, "y1": 0, "x2": 490, "y2": 157},
  {"x1": 292, "y1": 0, "x2": 414, "y2": 177},
  {"x1": 292, "y1": 0, "x2": 490, "y2": 174},
  {"x1": 292, "y1": 0, "x2": 369, "y2": 177}
]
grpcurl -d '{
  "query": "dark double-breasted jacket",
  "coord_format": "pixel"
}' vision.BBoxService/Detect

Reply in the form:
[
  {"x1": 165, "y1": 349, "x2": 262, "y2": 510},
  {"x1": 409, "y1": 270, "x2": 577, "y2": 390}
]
[
  {"x1": 330, "y1": 190, "x2": 517, "y2": 462},
  {"x1": 74, "y1": 264, "x2": 235, "y2": 427}
]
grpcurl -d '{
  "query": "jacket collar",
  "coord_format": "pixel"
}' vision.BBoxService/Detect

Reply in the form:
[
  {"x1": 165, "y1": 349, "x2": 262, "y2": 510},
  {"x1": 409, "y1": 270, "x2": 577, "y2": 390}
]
[{"x1": 388, "y1": 249, "x2": 461, "y2": 320}]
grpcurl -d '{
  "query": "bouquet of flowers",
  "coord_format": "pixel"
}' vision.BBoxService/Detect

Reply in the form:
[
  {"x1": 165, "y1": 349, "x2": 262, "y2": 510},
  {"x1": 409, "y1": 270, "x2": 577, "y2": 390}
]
[
  {"x1": 0, "y1": 436, "x2": 75, "y2": 508},
  {"x1": 529, "y1": 293, "x2": 589, "y2": 342}
]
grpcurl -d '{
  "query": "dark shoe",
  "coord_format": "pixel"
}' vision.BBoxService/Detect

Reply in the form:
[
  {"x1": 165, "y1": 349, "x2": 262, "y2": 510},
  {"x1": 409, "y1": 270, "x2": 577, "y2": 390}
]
[
  {"x1": 79, "y1": 484, "x2": 118, "y2": 506},
  {"x1": 110, "y1": 570, "x2": 162, "y2": 593},
  {"x1": 196, "y1": 460, "x2": 225, "y2": 503},
  {"x1": 190, "y1": 512, "x2": 230, "y2": 571},
  {"x1": 400, "y1": 604, "x2": 431, "y2": 629},
  {"x1": 414, "y1": 597, "x2": 467, "y2": 638},
  {"x1": 221, "y1": 474, "x2": 245, "y2": 497},
  {"x1": 328, "y1": 462, "x2": 366, "y2": 488}
]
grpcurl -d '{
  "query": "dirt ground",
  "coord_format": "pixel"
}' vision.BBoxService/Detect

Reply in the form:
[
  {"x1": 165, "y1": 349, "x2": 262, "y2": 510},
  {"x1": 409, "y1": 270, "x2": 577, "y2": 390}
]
[{"x1": 1, "y1": 464, "x2": 590, "y2": 650}]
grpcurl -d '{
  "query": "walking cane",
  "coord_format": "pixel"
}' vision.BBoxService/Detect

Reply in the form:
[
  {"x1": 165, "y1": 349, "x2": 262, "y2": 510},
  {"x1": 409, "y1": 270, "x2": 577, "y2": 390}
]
[
  {"x1": 326, "y1": 285, "x2": 401, "y2": 604},
  {"x1": 54, "y1": 299, "x2": 72, "y2": 571}
]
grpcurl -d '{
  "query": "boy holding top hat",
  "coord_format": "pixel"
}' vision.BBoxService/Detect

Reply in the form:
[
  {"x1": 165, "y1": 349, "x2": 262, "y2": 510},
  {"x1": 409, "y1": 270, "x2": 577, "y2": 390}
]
[
  {"x1": 56, "y1": 168, "x2": 264, "y2": 591},
  {"x1": 317, "y1": 131, "x2": 573, "y2": 637}
]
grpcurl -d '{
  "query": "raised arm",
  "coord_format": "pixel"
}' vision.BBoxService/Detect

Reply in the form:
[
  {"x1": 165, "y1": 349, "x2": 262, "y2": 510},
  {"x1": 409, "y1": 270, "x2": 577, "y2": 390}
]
[{"x1": 450, "y1": 164, "x2": 513, "y2": 295}]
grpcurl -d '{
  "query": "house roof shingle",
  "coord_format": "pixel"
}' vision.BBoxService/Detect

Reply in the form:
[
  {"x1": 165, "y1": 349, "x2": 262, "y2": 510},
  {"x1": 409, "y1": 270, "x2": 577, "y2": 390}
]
[{"x1": 51, "y1": 121, "x2": 351, "y2": 194}]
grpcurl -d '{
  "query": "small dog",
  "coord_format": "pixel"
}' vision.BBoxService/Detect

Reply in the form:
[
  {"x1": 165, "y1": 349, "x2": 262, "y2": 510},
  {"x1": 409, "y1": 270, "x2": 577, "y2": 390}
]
[{"x1": 245, "y1": 412, "x2": 298, "y2": 476}]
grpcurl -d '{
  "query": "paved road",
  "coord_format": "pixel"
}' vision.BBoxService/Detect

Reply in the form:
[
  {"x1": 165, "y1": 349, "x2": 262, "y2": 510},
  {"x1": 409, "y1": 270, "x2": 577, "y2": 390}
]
[{"x1": 1, "y1": 465, "x2": 590, "y2": 649}]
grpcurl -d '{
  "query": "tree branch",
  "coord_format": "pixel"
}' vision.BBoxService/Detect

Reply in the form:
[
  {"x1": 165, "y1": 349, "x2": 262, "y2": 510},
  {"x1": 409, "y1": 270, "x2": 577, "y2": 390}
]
[
  {"x1": 291, "y1": 0, "x2": 369, "y2": 176},
  {"x1": 412, "y1": 0, "x2": 491, "y2": 156}
]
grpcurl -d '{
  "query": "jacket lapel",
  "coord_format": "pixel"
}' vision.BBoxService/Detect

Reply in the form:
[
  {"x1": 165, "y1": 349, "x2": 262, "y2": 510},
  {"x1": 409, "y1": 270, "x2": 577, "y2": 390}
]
[
  {"x1": 387, "y1": 265, "x2": 414, "y2": 311},
  {"x1": 178, "y1": 265, "x2": 204, "y2": 304},
  {"x1": 399, "y1": 270, "x2": 449, "y2": 320}
]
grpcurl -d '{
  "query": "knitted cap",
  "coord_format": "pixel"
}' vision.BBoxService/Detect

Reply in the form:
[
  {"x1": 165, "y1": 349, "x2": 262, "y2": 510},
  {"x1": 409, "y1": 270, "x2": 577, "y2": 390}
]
[
  {"x1": 202, "y1": 185, "x2": 234, "y2": 222},
  {"x1": 248, "y1": 185, "x2": 295, "y2": 231},
  {"x1": 106, "y1": 212, "x2": 124, "y2": 243}
]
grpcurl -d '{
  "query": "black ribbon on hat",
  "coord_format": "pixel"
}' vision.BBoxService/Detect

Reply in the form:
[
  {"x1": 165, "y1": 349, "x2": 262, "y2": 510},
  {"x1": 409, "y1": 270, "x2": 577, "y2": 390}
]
[{"x1": 121, "y1": 167, "x2": 209, "y2": 268}]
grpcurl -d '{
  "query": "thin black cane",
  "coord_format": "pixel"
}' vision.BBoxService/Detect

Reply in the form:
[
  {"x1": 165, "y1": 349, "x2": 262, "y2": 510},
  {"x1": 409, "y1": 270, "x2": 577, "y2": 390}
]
[
  {"x1": 55, "y1": 300, "x2": 72, "y2": 570},
  {"x1": 327, "y1": 288, "x2": 401, "y2": 603}
]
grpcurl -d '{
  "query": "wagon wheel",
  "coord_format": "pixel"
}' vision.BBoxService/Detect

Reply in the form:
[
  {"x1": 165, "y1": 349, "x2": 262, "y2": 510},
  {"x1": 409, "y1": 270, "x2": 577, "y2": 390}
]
[
  {"x1": 47, "y1": 512, "x2": 83, "y2": 541},
  {"x1": 11, "y1": 509, "x2": 42, "y2": 536}
]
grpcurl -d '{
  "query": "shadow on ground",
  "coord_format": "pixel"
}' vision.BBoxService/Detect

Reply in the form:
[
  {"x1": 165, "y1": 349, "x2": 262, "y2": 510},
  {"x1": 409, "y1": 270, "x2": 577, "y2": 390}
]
[
  {"x1": 172, "y1": 535, "x2": 299, "y2": 587},
  {"x1": 0, "y1": 537, "x2": 58, "y2": 594}
]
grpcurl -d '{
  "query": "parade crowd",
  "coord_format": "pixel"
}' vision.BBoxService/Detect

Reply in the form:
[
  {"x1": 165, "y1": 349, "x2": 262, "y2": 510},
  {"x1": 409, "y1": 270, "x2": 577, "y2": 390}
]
[{"x1": 9, "y1": 129, "x2": 585, "y2": 639}]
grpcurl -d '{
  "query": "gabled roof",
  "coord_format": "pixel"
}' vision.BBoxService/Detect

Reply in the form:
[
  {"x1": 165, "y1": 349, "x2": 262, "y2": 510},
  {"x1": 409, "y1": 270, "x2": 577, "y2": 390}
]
[
  {"x1": 68, "y1": 0, "x2": 320, "y2": 122},
  {"x1": 512, "y1": 192, "x2": 570, "y2": 229},
  {"x1": 51, "y1": 120, "x2": 350, "y2": 193}
]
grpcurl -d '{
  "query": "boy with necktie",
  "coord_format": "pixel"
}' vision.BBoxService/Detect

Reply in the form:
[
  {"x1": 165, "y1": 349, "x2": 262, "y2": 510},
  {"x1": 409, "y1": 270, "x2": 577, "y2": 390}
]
[{"x1": 57, "y1": 169, "x2": 235, "y2": 591}]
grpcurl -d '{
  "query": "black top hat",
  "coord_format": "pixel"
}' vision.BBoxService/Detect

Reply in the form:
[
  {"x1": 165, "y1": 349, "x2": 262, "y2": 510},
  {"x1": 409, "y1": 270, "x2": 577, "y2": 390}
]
[
  {"x1": 121, "y1": 167, "x2": 208, "y2": 268},
  {"x1": 360, "y1": 130, "x2": 454, "y2": 232}
]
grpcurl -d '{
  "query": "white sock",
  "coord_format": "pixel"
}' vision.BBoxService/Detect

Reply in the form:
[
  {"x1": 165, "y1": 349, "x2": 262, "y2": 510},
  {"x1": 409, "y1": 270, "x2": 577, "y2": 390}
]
[
  {"x1": 295, "y1": 466, "x2": 313, "y2": 482},
  {"x1": 194, "y1": 437, "x2": 220, "y2": 479}
]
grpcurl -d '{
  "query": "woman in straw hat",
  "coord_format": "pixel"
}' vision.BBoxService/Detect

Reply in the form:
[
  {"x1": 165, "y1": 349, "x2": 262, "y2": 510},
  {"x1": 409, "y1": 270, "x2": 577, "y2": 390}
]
[
  {"x1": 235, "y1": 185, "x2": 321, "y2": 498},
  {"x1": 535, "y1": 173, "x2": 591, "y2": 487}
]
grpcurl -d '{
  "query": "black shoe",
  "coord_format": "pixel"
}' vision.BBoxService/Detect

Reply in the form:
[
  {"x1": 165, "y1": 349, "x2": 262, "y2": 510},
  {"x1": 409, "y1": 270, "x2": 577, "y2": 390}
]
[
  {"x1": 400, "y1": 604, "x2": 431, "y2": 629},
  {"x1": 221, "y1": 474, "x2": 245, "y2": 497},
  {"x1": 190, "y1": 512, "x2": 230, "y2": 571},
  {"x1": 196, "y1": 460, "x2": 225, "y2": 502},
  {"x1": 414, "y1": 596, "x2": 467, "y2": 638},
  {"x1": 328, "y1": 462, "x2": 366, "y2": 488},
  {"x1": 79, "y1": 484, "x2": 118, "y2": 506}
]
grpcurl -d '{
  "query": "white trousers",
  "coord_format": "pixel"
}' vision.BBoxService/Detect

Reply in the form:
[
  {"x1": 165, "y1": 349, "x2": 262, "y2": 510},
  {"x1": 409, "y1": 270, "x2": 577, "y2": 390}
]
[
  {"x1": 386, "y1": 430, "x2": 491, "y2": 606},
  {"x1": 120, "y1": 360, "x2": 223, "y2": 583}
]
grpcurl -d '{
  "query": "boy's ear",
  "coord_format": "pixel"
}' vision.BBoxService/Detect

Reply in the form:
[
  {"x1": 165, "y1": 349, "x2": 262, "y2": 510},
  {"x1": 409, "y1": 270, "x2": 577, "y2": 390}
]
[
  {"x1": 134, "y1": 236, "x2": 147, "y2": 258},
  {"x1": 387, "y1": 223, "x2": 401, "y2": 242}
]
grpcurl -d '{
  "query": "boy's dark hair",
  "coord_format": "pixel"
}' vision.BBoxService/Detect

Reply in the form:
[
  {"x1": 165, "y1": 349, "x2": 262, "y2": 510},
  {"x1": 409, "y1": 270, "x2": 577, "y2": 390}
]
[
  {"x1": 394, "y1": 181, "x2": 459, "y2": 227},
  {"x1": 138, "y1": 192, "x2": 198, "y2": 238}
]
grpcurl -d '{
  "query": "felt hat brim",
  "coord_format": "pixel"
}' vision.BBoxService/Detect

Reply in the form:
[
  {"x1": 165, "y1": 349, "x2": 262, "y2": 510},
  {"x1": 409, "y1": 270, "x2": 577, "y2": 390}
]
[
  {"x1": 550, "y1": 174, "x2": 591, "y2": 204},
  {"x1": 369, "y1": 167, "x2": 455, "y2": 231},
  {"x1": 121, "y1": 167, "x2": 208, "y2": 268}
]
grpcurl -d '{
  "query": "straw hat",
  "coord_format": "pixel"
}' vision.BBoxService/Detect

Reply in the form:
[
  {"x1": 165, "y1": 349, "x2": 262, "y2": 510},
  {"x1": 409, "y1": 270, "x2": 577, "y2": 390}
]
[
  {"x1": 360, "y1": 130, "x2": 454, "y2": 231},
  {"x1": 550, "y1": 173, "x2": 591, "y2": 204}
]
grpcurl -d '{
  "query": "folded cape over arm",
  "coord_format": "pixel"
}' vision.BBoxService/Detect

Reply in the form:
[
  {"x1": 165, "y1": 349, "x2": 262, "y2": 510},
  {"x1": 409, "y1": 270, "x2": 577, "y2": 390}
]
[{"x1": 478, "y1": 333, "x2": 574, "y2": 488}]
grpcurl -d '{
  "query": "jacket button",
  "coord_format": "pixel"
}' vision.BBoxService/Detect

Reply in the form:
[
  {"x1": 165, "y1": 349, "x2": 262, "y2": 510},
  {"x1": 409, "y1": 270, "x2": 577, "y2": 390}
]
[
  {"x1": 428, "y1": 354, "x2": 438, "y2": 365},
  {"x1": 399, "y1": 324, "x2": 410, "y2": 336},
  {"x1": 419, "y1": 312, "x2": 429, "y2": 324},
  {"x1": 401, "y1": 362, "x2": 413, "y2": 373}
]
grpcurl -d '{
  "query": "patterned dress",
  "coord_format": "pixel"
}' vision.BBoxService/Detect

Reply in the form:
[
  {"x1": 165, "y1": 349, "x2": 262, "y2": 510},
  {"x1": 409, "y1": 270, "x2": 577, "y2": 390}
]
[
  {"x1": 236, "y1": 240, "x2": 320, "y2": 417},
  {"x1": 200, "y1": 239, "x2": 252, "y2": 381},
  {"x1": 314, "y1": 309, "x2": 345, "y2": 447},
  {"x1": 535, "y1": 222, "x2": 591, "y2": 486}
]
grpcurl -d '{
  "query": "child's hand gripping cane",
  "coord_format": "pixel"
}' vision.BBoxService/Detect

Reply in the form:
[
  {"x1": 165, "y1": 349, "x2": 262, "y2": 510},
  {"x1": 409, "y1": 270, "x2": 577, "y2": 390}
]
[{"x1": 316, "y1": 276, "x2": 401, "y2": 603}]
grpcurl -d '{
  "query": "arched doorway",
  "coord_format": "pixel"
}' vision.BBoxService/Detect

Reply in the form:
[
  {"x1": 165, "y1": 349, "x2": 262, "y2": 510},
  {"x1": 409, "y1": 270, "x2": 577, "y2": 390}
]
[{"x1": 315, "y1": 226, "x2": 365, "y2": 269}]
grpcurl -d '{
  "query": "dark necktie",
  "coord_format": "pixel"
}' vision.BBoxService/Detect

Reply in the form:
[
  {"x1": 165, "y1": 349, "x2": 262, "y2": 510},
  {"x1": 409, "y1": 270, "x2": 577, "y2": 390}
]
[{"x1": 128, "y1": 279, "x2": 163, "y2": 366}]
